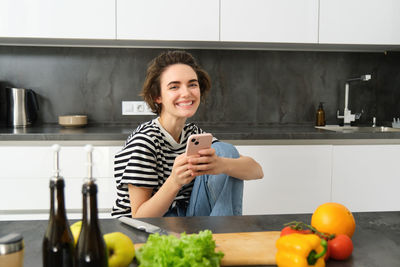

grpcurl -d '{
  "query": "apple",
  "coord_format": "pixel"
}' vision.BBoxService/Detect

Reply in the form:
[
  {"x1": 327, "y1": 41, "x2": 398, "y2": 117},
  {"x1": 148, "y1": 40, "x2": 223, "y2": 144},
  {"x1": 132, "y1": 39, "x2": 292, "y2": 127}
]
[
  {"x1": 70, "y1": 221, "x2": 135, "y2": 267},
  {"x1": 70, "y1": 221, "x2": 82, "y2": 245},
  {"x1": 103, "y1": 232, "x2": 135, "y2": 267}
]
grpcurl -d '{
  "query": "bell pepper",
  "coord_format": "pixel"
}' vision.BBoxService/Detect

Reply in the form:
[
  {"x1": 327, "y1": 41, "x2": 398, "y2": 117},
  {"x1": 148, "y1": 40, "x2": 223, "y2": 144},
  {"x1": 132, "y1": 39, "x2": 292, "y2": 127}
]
[{"x1": 276, "y1": 233, "x2": 327, "y2": 267}]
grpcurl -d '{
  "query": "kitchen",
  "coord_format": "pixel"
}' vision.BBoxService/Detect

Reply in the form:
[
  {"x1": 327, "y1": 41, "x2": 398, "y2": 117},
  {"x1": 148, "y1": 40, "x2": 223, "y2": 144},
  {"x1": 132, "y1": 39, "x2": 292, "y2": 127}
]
[{"x1": 0, "y1": 0, "x2": 400, "y2": 266}]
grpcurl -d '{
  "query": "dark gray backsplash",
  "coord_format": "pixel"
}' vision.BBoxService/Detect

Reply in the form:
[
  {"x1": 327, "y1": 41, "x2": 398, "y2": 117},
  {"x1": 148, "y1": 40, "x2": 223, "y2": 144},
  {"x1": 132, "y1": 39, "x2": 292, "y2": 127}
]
[{"x1": 0, "y1": 46, "x2": 399, "y2": 126}]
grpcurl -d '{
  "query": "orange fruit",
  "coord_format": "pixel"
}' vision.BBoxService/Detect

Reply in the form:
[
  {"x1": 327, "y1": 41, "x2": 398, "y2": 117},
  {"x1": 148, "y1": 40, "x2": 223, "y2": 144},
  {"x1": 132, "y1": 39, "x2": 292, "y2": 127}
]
[{"x1": 311, "y1": 202, "x2": 356, "y2": 238}]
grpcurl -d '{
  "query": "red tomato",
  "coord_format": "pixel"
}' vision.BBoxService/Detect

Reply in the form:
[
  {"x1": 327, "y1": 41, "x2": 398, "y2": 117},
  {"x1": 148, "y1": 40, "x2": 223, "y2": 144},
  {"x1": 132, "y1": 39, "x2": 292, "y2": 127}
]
[
  {"x1": 324, "y1": 242, "x2": 331, "y2": 261},
  {"x1": 280, "y1": 226, "x2": 312, "y2": 237},
  {"x1": 329, "y1": 234, "x2": 353, "y2": 260}
]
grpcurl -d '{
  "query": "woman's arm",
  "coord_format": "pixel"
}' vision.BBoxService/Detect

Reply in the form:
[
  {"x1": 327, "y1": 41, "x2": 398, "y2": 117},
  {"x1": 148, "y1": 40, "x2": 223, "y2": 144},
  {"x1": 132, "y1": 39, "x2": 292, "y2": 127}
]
[
  {"x1": 128, "y1": 153, "x2": 197, "y2": 218},
  {"x1": 188, "y1": 149, "x2": 263, "y2": 181},
  {"x1": 128, "y1": 177, "x2": 181, "y2": 218},
  {"x1": 220, "y1": 155, "x2": 263, "y2": 180}
]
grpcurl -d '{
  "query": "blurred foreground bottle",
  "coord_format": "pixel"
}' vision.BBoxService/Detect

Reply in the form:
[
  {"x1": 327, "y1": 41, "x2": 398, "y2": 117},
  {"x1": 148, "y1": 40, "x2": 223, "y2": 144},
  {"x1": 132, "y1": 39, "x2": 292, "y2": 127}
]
[
  {"x1": 42, "y1": 144, "x2": 75, "y2": 267},
  {"x1": 75, "y1": 145, "x2": 108, "y2": 267}
]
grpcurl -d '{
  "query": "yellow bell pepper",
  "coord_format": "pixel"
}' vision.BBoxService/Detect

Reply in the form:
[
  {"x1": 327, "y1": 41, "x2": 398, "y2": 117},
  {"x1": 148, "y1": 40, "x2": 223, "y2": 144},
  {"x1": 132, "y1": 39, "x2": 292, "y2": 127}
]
[{"x1": 276, "y1": 233, "x2": 327, "y2": 267}]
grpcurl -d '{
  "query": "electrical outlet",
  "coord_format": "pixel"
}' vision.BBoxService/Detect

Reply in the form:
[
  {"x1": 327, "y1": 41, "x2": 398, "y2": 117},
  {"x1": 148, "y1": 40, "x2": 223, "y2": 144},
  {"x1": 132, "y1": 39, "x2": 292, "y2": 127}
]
[{"x1": 122, "y1": 101, "x2": 155, "y2": 115}]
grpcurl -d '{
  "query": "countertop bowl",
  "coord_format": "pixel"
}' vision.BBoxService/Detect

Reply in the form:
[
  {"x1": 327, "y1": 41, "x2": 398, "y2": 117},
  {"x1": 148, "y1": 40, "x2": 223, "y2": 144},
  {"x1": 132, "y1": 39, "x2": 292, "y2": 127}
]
[{"x1": 58, "y1": 115, "x2": 87, "y2": 128}]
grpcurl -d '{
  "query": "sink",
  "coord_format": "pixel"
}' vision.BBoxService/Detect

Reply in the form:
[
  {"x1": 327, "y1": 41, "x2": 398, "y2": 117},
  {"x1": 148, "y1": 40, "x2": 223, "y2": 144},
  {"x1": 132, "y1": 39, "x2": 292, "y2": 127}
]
[{"x1": 316, "y1": 125, "x2": 400, "y2": 133}]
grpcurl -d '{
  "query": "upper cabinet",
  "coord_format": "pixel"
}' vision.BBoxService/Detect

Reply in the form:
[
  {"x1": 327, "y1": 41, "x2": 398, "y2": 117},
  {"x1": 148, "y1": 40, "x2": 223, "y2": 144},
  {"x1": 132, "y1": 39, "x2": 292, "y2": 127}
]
[
  {"x1": 116, "y1": 0, "x2": 219, "y2": 41},
  {"x1": 1, "y1": 0, "x2": 399, "y2": 49},
  {"x1": 0, "y1": 0, "x2": 115, "y2": 39},
  {"x1": 220, "y1": 0, "x2": 319, "y2": 43},
  {"x1": 319, "y1": 0, "x2": 400, "y2": 45}
]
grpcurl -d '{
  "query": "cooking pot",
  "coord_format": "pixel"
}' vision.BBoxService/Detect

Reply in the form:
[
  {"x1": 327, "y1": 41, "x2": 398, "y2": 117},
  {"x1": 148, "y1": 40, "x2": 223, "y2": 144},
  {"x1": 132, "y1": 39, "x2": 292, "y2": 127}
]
[{"x1": 5, "y1": 87, "x2": 39, "y2": 127}]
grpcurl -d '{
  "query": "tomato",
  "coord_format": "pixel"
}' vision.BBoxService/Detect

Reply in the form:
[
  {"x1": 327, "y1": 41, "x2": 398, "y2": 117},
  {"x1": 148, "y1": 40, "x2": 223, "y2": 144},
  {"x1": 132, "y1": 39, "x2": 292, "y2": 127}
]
[
  {"x1": 328, "y1": 234, "x2": 353, "y2": 260},
  {"x1": 324, "y1": 241, "x2": 331, "y2": 261},
  {"x1": 280, "y1": 226, "x2": 312, "y2": 237}
]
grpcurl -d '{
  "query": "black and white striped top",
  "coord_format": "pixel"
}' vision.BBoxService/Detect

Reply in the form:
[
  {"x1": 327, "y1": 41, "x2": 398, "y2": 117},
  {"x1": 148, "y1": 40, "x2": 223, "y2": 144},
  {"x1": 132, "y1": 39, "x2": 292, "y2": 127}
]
[{"x1": 111, "y1": 118, "x2": 217, "y2": 218}]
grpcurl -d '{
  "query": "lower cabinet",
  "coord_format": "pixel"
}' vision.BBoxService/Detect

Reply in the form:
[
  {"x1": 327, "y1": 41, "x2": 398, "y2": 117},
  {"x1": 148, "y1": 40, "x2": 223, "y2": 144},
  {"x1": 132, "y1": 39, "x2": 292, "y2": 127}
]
[
  {"x1": 0, "y1": 145, "x2": 122, "y2": 220},
  {"x1": 237, "y1": 145, "x2": 332, "y2": 215},
  {"x1": 331, "y1": 145, "x2": 400, "y2": 212},
  {"x1": 239, "y1": 144, "x2": 400, "y2": 215},
  {"x1": 1, "y1": 143, "x2": 399, "y2": 220}
]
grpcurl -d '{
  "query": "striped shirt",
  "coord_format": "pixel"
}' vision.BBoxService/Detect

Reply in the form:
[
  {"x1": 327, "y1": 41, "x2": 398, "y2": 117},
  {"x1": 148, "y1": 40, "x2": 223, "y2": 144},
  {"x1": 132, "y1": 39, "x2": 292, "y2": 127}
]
[{"x1": 111, "y1": 118, "x2": 217, "y2": 218}]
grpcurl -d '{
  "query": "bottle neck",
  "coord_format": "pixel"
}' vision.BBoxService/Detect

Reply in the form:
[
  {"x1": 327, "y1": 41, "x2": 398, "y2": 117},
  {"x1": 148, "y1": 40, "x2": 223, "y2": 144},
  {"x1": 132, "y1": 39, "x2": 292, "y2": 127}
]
[
  {"x1": 81, "y1": 181, "x2": 99, "y2": 227},
  {"x1": 49, "y1": 178, "x2": 67, "y2": 219}
]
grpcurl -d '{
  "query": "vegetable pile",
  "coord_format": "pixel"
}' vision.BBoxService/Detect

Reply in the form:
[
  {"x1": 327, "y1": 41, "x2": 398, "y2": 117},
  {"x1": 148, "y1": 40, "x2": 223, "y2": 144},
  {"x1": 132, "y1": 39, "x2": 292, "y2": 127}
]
[
  {"x1": 276, "y1": 202, "x2": 356, "y2": 267},
  {"x1": 136, "y1": 230, "x2": 224, "y2": 267}
]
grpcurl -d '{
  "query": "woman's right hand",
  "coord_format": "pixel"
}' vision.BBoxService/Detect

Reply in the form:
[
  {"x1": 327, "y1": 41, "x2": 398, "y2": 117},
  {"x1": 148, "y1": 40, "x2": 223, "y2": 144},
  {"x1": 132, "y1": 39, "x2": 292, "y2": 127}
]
[{"x1": 170, "y1": 153, "x2": 197, "y2": 187}]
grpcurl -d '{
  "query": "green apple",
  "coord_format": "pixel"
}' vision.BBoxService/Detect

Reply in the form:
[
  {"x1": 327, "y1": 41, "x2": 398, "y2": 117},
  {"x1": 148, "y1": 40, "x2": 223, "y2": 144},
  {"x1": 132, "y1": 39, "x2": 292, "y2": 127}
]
[
  {"x1": 70, "y1": 221, "x2": 82, "y2": 245},
  {"x1": 103, "y1": 232, "x2": 135, "y2": 267}
]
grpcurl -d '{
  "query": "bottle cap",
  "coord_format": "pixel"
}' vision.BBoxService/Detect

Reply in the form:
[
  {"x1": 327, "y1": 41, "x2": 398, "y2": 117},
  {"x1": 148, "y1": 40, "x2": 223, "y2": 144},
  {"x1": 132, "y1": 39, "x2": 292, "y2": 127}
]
[
  {"x1": 51, "y1": 144, "x2": 62, "y2": 179},
  {"x1": 0, "y1": 233, "x2": 24, "y2": 255},
  {"x1": 85, "y1": 144, "x2": 94, "y2": 180}
]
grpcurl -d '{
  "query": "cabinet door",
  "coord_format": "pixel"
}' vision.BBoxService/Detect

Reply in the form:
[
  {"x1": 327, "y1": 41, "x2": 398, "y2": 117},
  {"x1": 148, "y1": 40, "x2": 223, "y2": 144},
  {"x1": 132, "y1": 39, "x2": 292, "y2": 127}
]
[
  {"x1": 332, "y1": 145, "x2": 400, "y2": 212},
  {"x1": 0, "y1": 146, "x2": 113, "y2": 179},
  {"x1": 238, "y1": 145, "x2": 332, "y2": 215},
  {"x1": 0, "y1": 146, "x2": 120, "y2": 219},
  {"x1": 220, "y1": 0, "x2": 319, "y2": 43},
  {"x1": 320, "y1": 0, "x2": 400, "y2": 45},
  {"x1": 0, "y1": 0, "x2": 115, "y2": 39},
  {"x1": 117, "y1": 0, "x2": 219, "y2": 41}
]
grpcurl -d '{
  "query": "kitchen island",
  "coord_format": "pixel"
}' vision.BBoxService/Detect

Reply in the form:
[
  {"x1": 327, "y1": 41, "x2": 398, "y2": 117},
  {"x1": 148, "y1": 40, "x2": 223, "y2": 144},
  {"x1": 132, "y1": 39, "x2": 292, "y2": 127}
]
[{"x1": 1, "y1": 212, "x2": 399, "y2": 266}]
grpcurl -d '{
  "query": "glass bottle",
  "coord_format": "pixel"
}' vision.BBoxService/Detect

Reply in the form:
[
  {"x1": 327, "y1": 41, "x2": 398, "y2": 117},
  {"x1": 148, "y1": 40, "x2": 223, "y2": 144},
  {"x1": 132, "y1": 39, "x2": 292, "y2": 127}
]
[
  {"x1": 316, "y1": 102, "x2": 326, "y2": 126},
  {"x1": 75, "y1": 145, "x2": 108, "y2": 267},
  {"x1": 42, "y1": 144, "x2": 75, "y2": 267}
]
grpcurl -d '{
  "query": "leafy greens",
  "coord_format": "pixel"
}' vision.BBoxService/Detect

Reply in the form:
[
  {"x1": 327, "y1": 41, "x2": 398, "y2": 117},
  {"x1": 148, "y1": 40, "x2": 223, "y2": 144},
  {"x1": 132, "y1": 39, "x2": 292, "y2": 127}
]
[{"x1": 136, "y1": 230, "x2": 224, "y2": 267}]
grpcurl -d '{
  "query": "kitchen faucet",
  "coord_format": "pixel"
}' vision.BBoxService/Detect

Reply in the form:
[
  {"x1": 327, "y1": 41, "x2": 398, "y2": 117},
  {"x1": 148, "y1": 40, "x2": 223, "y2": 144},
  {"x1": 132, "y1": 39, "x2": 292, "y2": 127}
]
[{"x1": 337, "y1": 74, "x2": 371, "y2": 125}]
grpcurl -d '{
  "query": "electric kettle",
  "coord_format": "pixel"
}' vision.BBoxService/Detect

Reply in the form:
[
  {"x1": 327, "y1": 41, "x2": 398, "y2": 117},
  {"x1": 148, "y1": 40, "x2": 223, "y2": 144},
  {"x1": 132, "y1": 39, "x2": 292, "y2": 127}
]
[{"x1": 5, "y1": 87, "x2": 39, "y2": 127}]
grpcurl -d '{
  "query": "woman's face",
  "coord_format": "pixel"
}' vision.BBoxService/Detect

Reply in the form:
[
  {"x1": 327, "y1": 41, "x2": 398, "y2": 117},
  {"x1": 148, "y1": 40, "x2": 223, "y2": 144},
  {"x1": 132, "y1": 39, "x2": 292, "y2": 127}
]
[{"x1": 156, "y1": 64, "x2": 201, "y2": 120}]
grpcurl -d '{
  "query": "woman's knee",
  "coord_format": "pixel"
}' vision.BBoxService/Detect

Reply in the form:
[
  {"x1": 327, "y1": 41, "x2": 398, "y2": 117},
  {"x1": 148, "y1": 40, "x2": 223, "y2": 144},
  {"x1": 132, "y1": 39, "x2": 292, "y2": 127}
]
[{"x1": 212, "y1": 142, "x2": 240, "y2": 159}]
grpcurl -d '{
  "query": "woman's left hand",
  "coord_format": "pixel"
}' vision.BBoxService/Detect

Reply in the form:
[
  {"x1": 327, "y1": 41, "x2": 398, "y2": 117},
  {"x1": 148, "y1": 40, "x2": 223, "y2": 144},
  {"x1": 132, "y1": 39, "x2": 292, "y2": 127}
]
[{"x1": 187, "y1": 148, "x2": 224, "y2": 176}]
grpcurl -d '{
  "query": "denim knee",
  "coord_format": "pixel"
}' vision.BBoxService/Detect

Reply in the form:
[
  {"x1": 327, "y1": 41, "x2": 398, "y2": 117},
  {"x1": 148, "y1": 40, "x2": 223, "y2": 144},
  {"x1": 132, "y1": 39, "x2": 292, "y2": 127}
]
[{"x1": 212, "y1": 142, "x2": 240, "y2": 159}]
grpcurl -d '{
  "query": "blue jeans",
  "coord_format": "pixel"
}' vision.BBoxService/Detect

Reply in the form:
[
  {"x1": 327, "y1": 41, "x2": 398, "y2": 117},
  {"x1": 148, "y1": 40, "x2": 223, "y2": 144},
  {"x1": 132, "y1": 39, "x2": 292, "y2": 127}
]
[{"x1": 164, "y1": 142, "x2": 243, "y2": 217}]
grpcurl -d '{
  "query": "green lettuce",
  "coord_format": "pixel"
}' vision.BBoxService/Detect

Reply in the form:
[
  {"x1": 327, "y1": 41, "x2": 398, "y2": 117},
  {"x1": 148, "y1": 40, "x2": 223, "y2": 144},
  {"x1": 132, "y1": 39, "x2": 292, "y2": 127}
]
[{"x1": 136, "y1": 230, "x2": 224, "y2": 267}]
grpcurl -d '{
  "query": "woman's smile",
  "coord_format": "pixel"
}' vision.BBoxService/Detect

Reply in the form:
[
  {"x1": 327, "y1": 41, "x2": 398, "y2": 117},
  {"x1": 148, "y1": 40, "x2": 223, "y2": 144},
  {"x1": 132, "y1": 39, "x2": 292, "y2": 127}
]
[{"x1": 176, "y1": 100, "x2": 194, "y2": 107}]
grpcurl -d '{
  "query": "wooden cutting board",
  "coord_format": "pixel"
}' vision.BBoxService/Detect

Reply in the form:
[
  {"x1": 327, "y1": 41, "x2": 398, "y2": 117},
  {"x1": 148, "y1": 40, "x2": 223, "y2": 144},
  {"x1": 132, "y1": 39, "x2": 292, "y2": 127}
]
[{"x1": 135, "y1": 231, "x2": 280, "y2": 266}]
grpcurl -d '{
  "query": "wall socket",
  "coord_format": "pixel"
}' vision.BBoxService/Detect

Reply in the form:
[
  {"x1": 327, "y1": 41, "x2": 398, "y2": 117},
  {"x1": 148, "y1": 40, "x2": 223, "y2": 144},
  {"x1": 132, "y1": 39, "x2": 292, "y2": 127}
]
[{"x1": 122, "y1": 101, "x2": 155, "y2": 115}]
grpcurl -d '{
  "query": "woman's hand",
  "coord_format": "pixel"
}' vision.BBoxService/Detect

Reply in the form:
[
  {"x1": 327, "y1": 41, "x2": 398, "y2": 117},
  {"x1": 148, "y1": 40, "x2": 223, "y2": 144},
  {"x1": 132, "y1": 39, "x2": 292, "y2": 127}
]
[
  {"x1": 187, "y1": 147, "x2": 264, "y2": 180},
  {"x1": 170, "y1": 153, "x2": 198, "y2": 187},
  {"x1": 187, "y1": 148, "x2": 224, "y2": 176}
]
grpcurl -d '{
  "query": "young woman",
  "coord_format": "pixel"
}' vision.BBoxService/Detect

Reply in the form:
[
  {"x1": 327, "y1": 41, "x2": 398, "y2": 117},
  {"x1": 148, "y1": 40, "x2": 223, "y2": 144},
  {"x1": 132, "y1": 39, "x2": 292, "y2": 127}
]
[{"x1": 112, "y1": 51, "x2": 263, "y2": 218}]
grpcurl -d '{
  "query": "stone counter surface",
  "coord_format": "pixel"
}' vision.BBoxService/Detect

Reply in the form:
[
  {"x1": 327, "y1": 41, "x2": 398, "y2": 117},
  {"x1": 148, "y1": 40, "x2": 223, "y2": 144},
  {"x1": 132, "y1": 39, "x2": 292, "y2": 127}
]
[
  {"x1": 1, "y1": 123, "x2": 400, "y2": 144},
  {"x1": 0, "y1": 212, "x2": 399, "y2": 266}
]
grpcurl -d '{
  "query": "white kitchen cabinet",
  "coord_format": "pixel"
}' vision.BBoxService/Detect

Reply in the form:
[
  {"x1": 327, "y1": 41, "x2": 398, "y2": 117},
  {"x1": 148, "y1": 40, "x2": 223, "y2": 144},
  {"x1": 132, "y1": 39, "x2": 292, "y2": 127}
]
[
  {"x1": 0, "y1": 146, "x2": 122, "y2": 220},
  {"x1": 0, "y1": 146, "x2": 114, "y2": 179},
  {"x1": 238, "y1": 145, "x2": 332, "y2": 215},
  {"x1": 319, "y1": 0, "x2": 400, "y2": 45},
  {"x1": 220, "y1": 0, "x2": 319, "y2": 43},
  {"x1": 0, "y1": 0, "x2": 115, "y2": 39},
  {"x1": 116, "y1": 0, "x2": 219, "y2": 41},
  {"x1": 332, "y1": 145, "x2": 400, "y2": 212}
]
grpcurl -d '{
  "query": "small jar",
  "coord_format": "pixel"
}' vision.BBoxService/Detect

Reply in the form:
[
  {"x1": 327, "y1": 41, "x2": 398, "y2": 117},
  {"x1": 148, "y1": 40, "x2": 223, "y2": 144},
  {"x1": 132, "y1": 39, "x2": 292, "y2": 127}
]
[{"x1": 0, "y1": 233, "x2": 24, "y2": 267}]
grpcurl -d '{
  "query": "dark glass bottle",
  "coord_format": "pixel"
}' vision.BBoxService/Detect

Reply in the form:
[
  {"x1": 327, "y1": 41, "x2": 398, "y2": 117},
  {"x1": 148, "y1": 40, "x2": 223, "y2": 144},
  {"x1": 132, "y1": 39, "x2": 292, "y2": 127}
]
[
  {"x1": 316, "y1": 102, "x2": 326, "y2": 126},
  {"x1": 42, "y1": 145, "x2": 75, "y2": 267},
  {"x1": 75, "y1": 179, "x2": 108, "y2": 267}
]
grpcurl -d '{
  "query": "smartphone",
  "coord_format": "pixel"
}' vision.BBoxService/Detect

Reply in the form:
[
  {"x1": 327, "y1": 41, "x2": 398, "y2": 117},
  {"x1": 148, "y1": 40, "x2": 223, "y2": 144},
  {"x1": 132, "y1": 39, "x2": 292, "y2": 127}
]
[{"x1": 185, "y1": 133, "x2": 213, "y2": 156}]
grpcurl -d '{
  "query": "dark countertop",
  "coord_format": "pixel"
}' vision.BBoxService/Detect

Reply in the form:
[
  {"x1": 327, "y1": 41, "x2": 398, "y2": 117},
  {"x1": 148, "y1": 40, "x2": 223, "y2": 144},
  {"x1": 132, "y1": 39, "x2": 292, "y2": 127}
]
[
  {"x1": 1, "y1": 123, "x2": 400, "y2": 142},
  {"x1": 1, "y1": 212, "x2": 399, "y2": 266}
]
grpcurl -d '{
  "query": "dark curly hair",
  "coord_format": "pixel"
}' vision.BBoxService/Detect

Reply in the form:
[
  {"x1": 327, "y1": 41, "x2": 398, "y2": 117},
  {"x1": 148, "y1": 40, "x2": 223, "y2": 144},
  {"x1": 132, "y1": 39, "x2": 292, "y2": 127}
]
[{"x1": 141, "y1": 50, "x2": 211, "y2": 114}]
